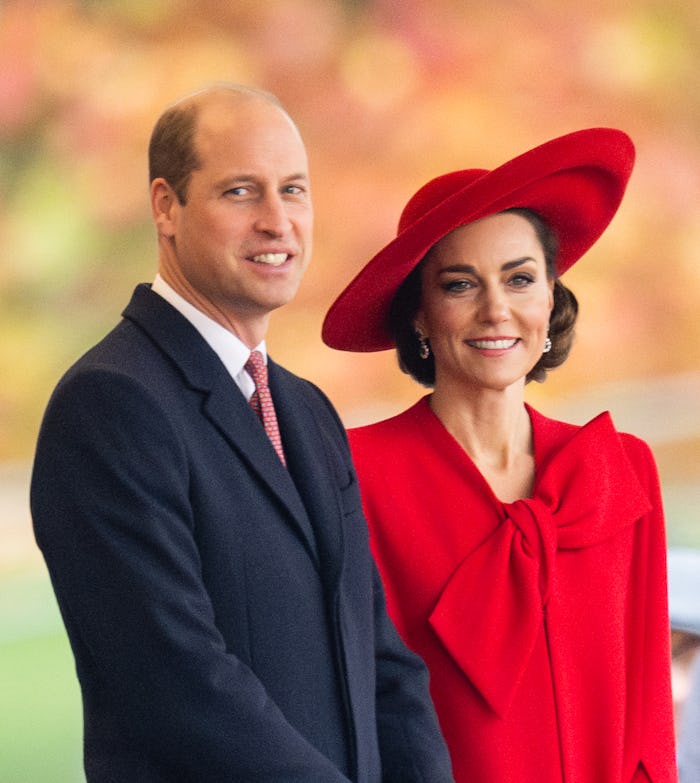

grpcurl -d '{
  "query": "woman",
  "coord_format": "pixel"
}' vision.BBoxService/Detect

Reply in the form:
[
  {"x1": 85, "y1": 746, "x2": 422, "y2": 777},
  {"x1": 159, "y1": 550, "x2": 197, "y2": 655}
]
[{"x1": 322, "y1": 129, "x2": 677, "y2": 782}]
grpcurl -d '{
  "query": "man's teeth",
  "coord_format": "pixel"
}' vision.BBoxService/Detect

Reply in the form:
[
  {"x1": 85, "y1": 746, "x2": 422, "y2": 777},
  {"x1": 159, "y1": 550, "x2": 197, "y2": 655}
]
[
  {"x1": 468, "y1": 339, "x2": 517, "y2": 349},
  {"x1": 252, "y1": 253, "x2": 288, "y2": 266}
]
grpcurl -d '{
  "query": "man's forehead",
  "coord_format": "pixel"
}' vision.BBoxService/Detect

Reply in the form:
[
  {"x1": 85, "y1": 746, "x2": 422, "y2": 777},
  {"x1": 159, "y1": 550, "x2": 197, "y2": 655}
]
[
  {"x1": 194, "y1": 90, "x2": 294, "y2": 134},
  {"x1": 194, "y1": 105, "x2": 306, "y2": 167},
  {"x1": 197, "y1": 99, "x2": 302, "y2": 153}
]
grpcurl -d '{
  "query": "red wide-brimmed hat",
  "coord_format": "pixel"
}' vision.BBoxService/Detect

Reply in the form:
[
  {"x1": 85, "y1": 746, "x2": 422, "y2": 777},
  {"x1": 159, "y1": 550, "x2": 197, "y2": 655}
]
[{"x1": 322, "y1": 127, "x2": 635, "y2": 352}]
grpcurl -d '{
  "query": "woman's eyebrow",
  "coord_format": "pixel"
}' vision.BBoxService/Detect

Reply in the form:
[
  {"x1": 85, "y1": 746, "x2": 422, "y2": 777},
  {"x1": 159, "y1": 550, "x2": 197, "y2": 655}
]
[{"x1": 438, "y1": 257, "x2": 535, "y2": 275}]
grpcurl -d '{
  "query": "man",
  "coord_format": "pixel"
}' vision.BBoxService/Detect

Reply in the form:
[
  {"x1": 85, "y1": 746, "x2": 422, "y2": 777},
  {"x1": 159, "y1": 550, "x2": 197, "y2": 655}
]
[{"x1": 30, "y1": 84, "x2": 453, "y2": 782}]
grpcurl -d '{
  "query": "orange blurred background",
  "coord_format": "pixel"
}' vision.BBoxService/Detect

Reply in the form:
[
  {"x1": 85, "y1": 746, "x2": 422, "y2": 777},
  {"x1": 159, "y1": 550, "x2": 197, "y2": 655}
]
[{"x1": 1, "y1": 0, "x2": 698, "y2": 550}]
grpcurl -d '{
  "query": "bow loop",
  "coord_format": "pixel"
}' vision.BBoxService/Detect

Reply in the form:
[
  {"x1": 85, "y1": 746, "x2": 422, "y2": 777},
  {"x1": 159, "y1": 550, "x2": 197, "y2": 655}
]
[{"x1": 429, "y1": 518, "x2": 544, "y2": 717}]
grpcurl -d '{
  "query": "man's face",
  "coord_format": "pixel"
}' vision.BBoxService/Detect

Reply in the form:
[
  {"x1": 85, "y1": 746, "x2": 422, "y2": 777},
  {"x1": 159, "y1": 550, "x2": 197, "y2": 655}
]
[{"x1": 159, "y1": 95, "x2": 313, "y2": 340}]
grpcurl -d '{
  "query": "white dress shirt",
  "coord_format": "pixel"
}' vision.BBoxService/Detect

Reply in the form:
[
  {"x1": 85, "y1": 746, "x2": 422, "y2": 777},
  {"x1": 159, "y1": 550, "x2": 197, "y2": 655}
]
[{"x1": 151, "y1": 274, "x2": 265, "y2": 401}]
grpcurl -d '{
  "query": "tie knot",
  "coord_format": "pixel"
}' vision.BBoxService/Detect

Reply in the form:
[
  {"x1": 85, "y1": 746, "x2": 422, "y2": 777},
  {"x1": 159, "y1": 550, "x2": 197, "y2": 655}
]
[{"x1": 245, "y1": 350, "x2": 268, "y2": 387}]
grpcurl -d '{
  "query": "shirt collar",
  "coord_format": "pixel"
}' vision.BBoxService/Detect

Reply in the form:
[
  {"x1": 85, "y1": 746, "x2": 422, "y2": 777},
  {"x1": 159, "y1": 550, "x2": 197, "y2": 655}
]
[{"x1": 151, "y1": 274, "x2": 266, "y2": 395}]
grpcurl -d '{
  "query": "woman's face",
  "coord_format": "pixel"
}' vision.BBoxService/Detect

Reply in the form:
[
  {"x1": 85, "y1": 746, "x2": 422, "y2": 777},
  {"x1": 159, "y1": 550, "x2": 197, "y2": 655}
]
[{"x1": 415, "y1": 211, "x2": 554, "y2": 394}]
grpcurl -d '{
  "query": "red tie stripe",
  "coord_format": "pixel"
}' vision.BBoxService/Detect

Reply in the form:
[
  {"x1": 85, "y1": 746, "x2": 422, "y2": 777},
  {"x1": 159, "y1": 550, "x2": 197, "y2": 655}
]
[{"x1": 244, "y1": 351, "x2": 286, "y2": 466}]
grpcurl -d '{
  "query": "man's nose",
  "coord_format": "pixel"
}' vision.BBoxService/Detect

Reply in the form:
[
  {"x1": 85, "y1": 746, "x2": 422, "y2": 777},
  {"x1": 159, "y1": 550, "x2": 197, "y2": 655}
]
[{"x1": 253, "y1": 194, "x2": 291, "y2": 236}]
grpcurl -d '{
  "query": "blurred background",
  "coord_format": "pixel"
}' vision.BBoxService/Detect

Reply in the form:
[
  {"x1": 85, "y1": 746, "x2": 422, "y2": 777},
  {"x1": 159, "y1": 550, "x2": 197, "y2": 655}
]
[{"x1": 1, "y1": 0, "x2": 698, "y2": 779}]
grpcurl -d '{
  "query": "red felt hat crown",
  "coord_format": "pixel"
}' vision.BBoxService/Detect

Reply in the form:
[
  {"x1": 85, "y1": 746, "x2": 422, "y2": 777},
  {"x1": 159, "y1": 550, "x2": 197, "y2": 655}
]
[{"x1": 322, "y1": 127, "x2": 635, "y2": 352}]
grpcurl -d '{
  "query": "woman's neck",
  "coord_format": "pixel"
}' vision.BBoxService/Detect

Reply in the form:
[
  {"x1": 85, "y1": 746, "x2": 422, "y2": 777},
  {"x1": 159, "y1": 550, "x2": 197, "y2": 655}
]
[{"x1": 429, "y1": 382, "x2": 535, "y2": 502}]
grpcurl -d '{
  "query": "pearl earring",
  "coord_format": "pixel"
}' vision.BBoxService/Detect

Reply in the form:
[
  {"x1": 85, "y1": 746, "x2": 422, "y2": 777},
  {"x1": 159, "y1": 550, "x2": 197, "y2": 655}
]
[{"x1": 419, "y1": 337, "x2": 430, "y2": 360}]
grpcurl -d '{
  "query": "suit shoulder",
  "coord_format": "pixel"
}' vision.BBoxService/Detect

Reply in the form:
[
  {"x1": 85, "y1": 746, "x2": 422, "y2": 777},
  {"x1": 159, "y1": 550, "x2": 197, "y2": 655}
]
[
  {"x1": 41, "y1": 316, "x2": 191, "y2": 449},
  {"x1": 59, "y1": 316, "x2": 156, "y2": 378}
]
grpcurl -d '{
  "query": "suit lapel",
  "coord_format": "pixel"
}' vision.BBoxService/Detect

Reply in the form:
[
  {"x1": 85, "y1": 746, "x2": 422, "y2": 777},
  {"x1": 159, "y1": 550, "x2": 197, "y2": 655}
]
[
  {"x1": 122, "y1": 285, "x2": 320, "y2": 567},
  {"x1": 203, "y1": 374, "x2": 320, "y2": 564},
  {"x1": 270, "y1": 362, "x2": 345, "y2": 594}
]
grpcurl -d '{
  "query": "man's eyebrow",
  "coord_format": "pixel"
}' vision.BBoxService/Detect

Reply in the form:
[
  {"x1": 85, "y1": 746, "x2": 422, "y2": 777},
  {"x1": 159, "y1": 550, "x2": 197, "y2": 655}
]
[
  {"x1": 214, "y1": 173, "x2": 309, "y2": 188},
  {"x1": 214, "y1": 174, "x2": 257, "y2": 188},
  {"x1": 282, "y1": 172, "x2": 310, "y2": 184}
]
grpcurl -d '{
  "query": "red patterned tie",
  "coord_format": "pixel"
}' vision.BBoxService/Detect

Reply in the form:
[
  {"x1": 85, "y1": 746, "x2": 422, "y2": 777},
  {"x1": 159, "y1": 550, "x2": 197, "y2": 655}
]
[{"x1": 244, "y1": 351, "x2": 286, "y2": 466}]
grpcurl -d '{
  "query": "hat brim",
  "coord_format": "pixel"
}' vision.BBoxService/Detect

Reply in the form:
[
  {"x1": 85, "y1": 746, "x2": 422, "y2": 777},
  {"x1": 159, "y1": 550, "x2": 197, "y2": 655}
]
[{"x1": 322, "y1": 127, "x2": 635, "y2": 352}]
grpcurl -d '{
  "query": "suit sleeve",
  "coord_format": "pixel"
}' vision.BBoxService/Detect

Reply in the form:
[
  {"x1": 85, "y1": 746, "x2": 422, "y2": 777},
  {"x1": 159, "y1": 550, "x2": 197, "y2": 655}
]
[
  {"x1": 31, "y1": 367, "x2": 351, "y2": 782},
  {"x1": 371, "y1": 564, "x2": 455, "y2": 782}
]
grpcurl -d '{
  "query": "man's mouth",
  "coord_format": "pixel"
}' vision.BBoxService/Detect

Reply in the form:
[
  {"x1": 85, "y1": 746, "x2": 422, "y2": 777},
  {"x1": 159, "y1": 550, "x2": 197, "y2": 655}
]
[
  {"x1": 251, "y1": 253, "x2": 289, "y2": 267},
  {"x1": 466, "y1": 338, "x2": 518, "y2": 350}
]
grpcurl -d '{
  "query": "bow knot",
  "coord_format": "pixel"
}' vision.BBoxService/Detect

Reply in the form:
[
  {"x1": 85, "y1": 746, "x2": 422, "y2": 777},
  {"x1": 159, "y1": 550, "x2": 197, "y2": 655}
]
[{"x1": 506, "y1": 497, "x2": 558, "y2": 607}]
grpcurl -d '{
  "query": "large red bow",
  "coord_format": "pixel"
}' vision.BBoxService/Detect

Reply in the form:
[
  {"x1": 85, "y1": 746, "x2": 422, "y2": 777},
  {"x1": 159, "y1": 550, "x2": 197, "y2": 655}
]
[{"x1": 429, "y1": 413, "x2": 651, "y2": 717}]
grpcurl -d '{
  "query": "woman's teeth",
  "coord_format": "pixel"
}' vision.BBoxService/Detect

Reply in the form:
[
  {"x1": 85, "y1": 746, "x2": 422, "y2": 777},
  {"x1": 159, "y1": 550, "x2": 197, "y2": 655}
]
[{"x1": 467, "y1": 339, "x2": 518, "y2": 349}]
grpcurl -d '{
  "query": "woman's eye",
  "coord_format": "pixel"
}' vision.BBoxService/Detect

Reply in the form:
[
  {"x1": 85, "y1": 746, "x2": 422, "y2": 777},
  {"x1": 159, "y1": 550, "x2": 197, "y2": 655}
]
[
  {"x1": 510, "y1": 273, "x2": 535, "y2": 287},
  {"x1": 442, "y1": 279, "x2": 473, "y2": 293}
]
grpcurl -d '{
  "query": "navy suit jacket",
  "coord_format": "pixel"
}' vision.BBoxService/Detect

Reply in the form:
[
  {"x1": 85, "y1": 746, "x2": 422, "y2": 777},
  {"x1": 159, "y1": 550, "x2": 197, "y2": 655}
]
[{"x1": 31, "y1": 285, "x2": 453, "y2": 782}]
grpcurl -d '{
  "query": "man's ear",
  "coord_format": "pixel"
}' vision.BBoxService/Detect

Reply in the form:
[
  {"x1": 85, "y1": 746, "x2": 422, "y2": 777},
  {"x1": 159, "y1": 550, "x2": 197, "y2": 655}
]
[{"x1": 151, "y1": 178, "x2": 178, "y2": 238}]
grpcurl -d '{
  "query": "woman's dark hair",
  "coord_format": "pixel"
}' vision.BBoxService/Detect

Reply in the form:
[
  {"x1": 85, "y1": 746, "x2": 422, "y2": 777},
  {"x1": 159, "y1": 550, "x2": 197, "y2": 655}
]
[{"x1": 387, "y1": 208, "x2": 579, "y2": 386}]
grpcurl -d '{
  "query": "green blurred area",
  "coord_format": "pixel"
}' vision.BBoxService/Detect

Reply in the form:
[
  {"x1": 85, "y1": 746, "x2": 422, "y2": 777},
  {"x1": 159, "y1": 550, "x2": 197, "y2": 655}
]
[{"x1": 0, "y1": 571, "x2": 83, "y2": 783}]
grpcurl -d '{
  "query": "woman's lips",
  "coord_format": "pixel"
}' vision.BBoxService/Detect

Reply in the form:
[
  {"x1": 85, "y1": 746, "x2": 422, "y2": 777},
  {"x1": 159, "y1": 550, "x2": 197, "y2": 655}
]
[{"x1": 466, "y1": 338, "x2": 518, "y2": 350}]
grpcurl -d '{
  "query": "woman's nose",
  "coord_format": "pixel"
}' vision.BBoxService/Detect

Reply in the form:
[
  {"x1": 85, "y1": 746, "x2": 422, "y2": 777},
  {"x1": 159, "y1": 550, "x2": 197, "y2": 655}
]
[{"x1": 478, "y1": 286, "x2": 509, "y2": 323}]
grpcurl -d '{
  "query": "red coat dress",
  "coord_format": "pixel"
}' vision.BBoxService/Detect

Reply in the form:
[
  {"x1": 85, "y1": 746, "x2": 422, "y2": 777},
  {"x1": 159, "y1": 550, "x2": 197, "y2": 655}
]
[{"x1": 349, "y1": 396, "x2": 677, "y2": 783}]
